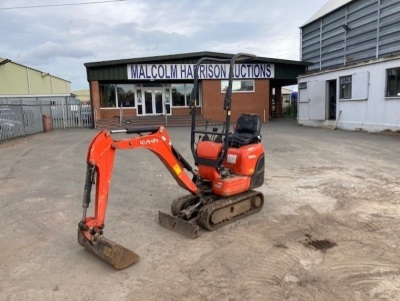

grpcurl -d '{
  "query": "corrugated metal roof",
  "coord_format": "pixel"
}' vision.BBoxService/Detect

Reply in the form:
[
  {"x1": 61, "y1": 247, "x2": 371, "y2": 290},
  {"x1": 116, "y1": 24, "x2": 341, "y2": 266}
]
[
  {"x1": 301, "y1": 0, "x2": 354, "y2": 27},
  {"x1": 0, "y1": 57, "x2": 70, "y2": 82}
]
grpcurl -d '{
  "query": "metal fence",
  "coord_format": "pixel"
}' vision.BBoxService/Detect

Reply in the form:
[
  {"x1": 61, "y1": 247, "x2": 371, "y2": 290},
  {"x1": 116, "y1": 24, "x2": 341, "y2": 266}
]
[{"x1": 0, "y1": 97, "x2": 92, "y2": 141}]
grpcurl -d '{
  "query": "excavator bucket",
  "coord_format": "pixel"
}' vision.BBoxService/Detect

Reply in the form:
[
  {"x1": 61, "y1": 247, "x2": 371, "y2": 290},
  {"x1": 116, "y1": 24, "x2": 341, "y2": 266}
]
[
  {"x1": 158, "y1": 211, "x2": 200, "y2": 239},
  {"x1": 78, "y1": 230, "x2": 140, "y2": 270}
]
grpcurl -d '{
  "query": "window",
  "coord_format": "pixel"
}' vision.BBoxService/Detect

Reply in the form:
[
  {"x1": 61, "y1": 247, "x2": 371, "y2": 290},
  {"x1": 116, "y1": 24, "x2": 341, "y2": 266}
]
[
  {"x1": 117, "y1": 84, "x2": 135, "y2": 107},
  {"x1": 221, "y1": 80, "x2": 254, "y2": 93},
  {"x1": 339, "y1": 76, "x2": 352, "y2": 99},
  {"x1": 171, "y1": 83, "x2": 194, "y2": 106},
  {"x1": 386, "y1": 67, "x2": 400, "y2": 97},
  {"x1": 99, "y1": 84, "x2": 135, "y2": 108},
  {"x1": 299, "y1": 82, "x2": 307, "y2": 89},
  {"x1": 172, "y1": 84, "x2": 185, "y2": 106},
  {"x1": 99, "y1": 84, "x2": 116, "y2": 107},
  {"x1": 186, "y1": 83, "x2": 193, "y2": 105}
]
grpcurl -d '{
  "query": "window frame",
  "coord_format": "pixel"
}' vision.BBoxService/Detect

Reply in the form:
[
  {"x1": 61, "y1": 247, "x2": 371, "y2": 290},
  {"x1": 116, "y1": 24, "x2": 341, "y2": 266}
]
[
  {"x1": 299, "y1": 82, "x2": 307, "y2": 89},
  {"x1": 385, "y1": 67, "x2": 400, "y2": 97},
  {"x1": 339, "y1": 75, "x2": 352, "y2": 100},
  {"x1": 221, "y1": 79, "x2": 255, "y2": 93},
  {"x1": 171, "y1": 83, "x2": 194, "y2": 107},
  {"x1": 99, "y1": 83, "x2": 117, "y2": 108},
  {"x1": 99, "y1": 83, "x2": 137, "y2": 109},
  {"x1": 116, "y1": 83, "x2": 135, "y2": 108}
]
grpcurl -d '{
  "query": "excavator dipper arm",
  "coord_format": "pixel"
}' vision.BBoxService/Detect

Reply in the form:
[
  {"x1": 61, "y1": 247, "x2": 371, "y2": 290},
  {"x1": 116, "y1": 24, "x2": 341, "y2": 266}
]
[{"x1": 78, "y1": 126, "x2": 200, "y2": 269}]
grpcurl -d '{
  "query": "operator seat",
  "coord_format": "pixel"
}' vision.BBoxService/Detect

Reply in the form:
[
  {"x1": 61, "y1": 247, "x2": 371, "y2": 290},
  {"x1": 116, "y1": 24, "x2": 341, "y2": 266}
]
[{"x1": 228, "y1": 113, "x2": 262, "y2": 147}]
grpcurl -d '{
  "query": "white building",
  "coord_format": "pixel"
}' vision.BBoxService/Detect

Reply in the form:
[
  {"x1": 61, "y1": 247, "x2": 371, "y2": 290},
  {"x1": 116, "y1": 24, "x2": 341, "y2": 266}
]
[{"x1": 298, "y1": 0, "x2": 400, "y2": 132}]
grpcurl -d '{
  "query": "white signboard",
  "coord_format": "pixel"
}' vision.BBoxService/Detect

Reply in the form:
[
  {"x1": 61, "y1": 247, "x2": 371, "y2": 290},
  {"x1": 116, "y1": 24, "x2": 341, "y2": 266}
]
[{"x1": 127, "y1": 63, "x2": 274, "y2": 80}]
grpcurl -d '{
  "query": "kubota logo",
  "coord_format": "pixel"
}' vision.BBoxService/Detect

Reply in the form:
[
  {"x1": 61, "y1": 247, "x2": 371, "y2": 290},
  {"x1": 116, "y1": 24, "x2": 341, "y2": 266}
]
[{"x1": 140, "y1": 138, "x2": 159, "y2": 145}]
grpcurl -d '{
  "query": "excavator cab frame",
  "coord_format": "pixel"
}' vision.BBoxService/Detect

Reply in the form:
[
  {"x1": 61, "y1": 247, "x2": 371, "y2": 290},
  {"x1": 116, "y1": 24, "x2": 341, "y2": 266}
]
[{"x1": 189, "y1": 53, "x2": 257, "y2": 173}]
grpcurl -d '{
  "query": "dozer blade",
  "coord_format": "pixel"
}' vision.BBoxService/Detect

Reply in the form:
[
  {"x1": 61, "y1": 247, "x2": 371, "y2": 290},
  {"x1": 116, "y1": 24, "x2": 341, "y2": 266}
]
[
  {"x1": 78, "y1": 230, "x2": 140, "y2": 270},
  {"x1": 158, "y1": 211, "x2": 200, "y2": 239}
]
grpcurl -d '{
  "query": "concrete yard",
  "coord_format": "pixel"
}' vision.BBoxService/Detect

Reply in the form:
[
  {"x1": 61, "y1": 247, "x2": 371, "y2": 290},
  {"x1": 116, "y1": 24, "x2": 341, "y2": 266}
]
[{"x1": 0, "y1": 119, "x2": 399, "y2": 301}]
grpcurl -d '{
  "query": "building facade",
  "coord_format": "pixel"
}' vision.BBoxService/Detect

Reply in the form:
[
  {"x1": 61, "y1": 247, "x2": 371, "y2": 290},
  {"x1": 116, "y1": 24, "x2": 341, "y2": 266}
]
[
  {"x1": 0, "y1": 58, "x2": 71, "y2": 96},
  {"x1": 0, "y1": 58, "x2": 91, "y2": 141},
  {"x1": 84, "y1": 52, "x2": 307, "y2": 125},
  {"x1": 298, "y1": 0, "x2": 400, "y2": 132},
  {"x1": 72, "y1": 89, "x2": 90, "y2": 102}
]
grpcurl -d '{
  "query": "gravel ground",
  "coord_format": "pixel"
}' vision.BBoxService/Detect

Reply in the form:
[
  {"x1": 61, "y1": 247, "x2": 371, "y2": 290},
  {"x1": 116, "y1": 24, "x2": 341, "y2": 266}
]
[{"x1": 0, "y1": 119, "x2": 399, "y2": 301}]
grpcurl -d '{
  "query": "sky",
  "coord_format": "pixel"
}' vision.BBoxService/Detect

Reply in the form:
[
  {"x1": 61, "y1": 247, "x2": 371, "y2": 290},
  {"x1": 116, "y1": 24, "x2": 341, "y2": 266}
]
[{"x1": 0, "y1": 0, "x2": 328, "y2": 91}]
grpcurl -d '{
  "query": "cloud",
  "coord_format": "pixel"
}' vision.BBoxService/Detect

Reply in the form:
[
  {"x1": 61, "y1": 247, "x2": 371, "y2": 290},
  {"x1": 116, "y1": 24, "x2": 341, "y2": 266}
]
[
  {"x1": 17, "y1": 41, "x2": 94, "y2": 65},
  {"x1": 0, "y1": 0, "x2": 328, "y2": 90}
]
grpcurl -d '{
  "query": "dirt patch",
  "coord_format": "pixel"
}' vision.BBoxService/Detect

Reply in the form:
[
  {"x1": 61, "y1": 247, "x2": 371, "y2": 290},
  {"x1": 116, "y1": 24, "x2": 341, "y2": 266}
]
[{"x1": 304, "y1": 234, "x2": 337, "y2": 252}]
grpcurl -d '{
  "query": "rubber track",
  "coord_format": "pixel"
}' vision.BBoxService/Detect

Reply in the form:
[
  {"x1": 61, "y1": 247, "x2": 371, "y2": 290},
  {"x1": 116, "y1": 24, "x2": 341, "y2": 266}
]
[
  {"x1": 171, "y1": 194, "x2": 199, "y2": 216},
  {"x1": 197, "y1": 190, "x2": 264, "y2": 231}
]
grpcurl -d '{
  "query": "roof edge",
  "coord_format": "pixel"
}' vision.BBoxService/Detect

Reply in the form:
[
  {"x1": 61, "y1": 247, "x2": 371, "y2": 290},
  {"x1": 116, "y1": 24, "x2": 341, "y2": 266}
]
[
  {"x1": 0, "y1": 58, "x2": 71, "y2": 83},
  {"x1": 84, "y1": 51, "x2": 310, "y2": 68},
  {"x1": 300, "y1": 0, "x2": 353, "y2": 28}
]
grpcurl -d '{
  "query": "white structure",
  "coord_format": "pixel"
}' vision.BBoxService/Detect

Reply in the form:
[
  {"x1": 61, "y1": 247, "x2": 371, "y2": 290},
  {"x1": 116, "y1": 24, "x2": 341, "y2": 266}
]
[{"x1": 298, "y1": 0, "x2": 400, "y2": 132}]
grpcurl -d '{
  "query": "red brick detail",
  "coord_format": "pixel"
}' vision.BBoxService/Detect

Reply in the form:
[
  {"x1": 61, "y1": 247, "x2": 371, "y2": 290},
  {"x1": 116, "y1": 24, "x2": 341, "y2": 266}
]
[
  {"x1": 90, "y1": 81, "x2": 100, "y2": 122},
  {"x1": 171, "y1": 107, "x2": 191, "y2": 115},
  {"x1": 99, "y1": 108, "x2": 137, "y2": 119},
  {"x1": 275, "y1": 86, "x2": 283, "y2": 117},
  {"x1": 201, "y1": 79, "x2": 270, "y2": 123},
  {"x1": 90, "y1": 79, "x2": 270, "y2": 122}
]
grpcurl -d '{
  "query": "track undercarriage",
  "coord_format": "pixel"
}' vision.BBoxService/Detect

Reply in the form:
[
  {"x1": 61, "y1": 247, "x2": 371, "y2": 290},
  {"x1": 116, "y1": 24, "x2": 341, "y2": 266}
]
[{"x1": 158, "y1": 190, "x2": 264, "y2": 238}]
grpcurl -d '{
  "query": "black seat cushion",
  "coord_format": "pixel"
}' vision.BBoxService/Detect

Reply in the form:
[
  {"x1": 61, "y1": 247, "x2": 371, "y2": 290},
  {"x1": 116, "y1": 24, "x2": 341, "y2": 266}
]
[{"x1": 228, "y1": 114, "x2": 261, "y2": 147}]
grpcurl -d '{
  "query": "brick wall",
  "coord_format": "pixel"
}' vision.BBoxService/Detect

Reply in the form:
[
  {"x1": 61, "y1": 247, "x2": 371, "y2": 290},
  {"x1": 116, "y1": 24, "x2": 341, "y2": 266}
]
[
  {"x1": 171, "y1": 107, "x2": 191, "y2": 115},
  {"x1": 90, "y1": 79, "x2": 270, "y2": 122},
  {"x1": 201, "y1": 79, "x2": 270, "y2": 123},
  {"x1": 99, "y1": 108, "x2": 137, "y2": 119},
  {"x1": 90, "y1": 81, "x2": 100, "y2": 122}
]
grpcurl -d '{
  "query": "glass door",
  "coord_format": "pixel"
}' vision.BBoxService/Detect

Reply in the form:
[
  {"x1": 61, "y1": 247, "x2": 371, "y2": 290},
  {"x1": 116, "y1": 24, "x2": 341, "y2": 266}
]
[
  {"x1": 155, "y1": 90, "x2": 163, "y2": 114},
  {"x1": 143, "y1": 88, "x2": 165, "y2": 115},
  {"x1": 136, "y1": 86, "x2": 171, "y2": 116},
  {"x1": 144, "y1": 90, "x2": 154, "y2": 114}
]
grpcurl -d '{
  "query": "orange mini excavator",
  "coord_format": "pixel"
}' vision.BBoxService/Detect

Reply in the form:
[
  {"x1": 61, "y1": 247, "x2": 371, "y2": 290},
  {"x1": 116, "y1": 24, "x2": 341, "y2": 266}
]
[{"x1": 78, "y1": 53, "x2": 265, "y2": 269}]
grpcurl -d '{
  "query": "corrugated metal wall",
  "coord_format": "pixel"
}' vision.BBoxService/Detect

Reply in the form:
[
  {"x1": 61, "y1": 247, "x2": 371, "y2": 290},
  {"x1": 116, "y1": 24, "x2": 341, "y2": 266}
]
[
  {"x1": 0, "y1": 61, "x2": 71, "y2": 95},
  {"x1": 302, "y1": 0, "x2": 400, "y2": 71}
]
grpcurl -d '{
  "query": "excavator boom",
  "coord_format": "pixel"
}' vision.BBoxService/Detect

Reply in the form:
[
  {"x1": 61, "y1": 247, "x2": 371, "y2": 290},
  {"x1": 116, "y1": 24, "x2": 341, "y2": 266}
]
[{"x1": 78, "y1": 126, "x2": 200, "y2": 269}]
